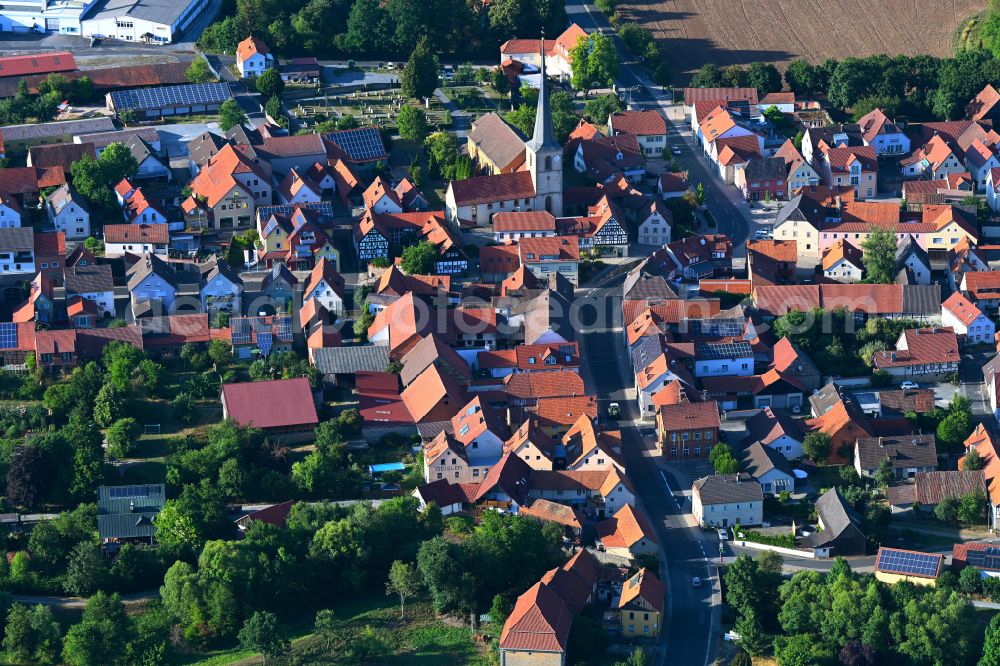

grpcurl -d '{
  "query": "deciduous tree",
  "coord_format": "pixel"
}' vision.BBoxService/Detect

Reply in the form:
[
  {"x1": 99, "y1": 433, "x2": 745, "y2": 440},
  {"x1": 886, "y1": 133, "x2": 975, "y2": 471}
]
[{"x1": 386, "y1": 560, "x2": 422, "y2": 617}]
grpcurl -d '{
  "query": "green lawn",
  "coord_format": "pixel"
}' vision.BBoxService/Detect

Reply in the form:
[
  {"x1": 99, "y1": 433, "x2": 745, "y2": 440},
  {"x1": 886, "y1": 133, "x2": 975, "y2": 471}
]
[{"x1": 176, "y1": 597, "x2": 491, "y2": 666}]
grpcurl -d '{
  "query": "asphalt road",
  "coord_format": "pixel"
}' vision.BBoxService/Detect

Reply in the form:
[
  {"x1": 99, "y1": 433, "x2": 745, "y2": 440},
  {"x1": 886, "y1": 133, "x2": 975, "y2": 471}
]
[
  {"x1": 564, "y1": 0, "x2": 752, "y2": 251},
  {"x1": 577, "y1": 279, "x2": 718, "y2": 666}
]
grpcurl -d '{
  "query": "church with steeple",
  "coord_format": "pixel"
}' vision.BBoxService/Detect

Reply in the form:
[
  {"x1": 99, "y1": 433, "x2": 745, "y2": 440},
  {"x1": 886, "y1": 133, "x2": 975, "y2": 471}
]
[{"x1": 444, "y1": 38, "x2": 564, "y2": 229}]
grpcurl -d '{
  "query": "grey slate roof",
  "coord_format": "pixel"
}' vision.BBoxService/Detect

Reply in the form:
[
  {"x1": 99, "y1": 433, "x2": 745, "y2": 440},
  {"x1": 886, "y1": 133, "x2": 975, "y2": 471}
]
[
  {"x1": 854, "y1": 435, "x2": 937, "y2": 471},
  {"x1": 894, "y1": 234, "x2": 930, "y2": 275},
  {"x1": 809, "y1": 381, "x2": 843, "y2": 417},
  {"x1": 0, "y1": 227, "x2": 34, "y2": 252},
  {"x1": 523, "y1": 290, "x2": 574, "y2": 344},
  {"x1": 86, "y1": 0, "x2": 204, "y2": 27},
  {"x1": 81, "y1": 127, "x2": 160, "y2": 150},
  {"x1": 0, "y1": 117, "x2": 115, "y2": 142},
  {"x1": 127, "y1": 253, "x2": 178, "y2": 291},
  {"x1": 743, "y1": 157, "x2": 787, "y2": 181},
  {"x1": 468, "y1": 112, "x2": 526, "y2": 170},
  {"x1": 692, "y1": 473, "x2": 763, "y2": 505},
  {"x1": 46, "y1": 183, "x2": 89, "y2": 216},
  {"x1": 624, "y1": 274, "x2": 678, "y2": 301},
  {"x1": 187, "y1": 131, "x2": 228, "y2": 167},
  {"x1": 65, "y1": 264, "x2": 113, "y2": 294},
  {"x1": 125, "y1": 134, "x2": 155, "y2": 165},
  {"x1": 774, "y1": 194, "x2": 827, "y2": 230},
  {"x1": 313, "y1": 345, "x2": 391, "y2": 375},
  {"x1": 901, "y1": 284, "x2": 941, "y2": 315},
  {"x1": 97, "y1": 483, "x2": 165, "y2": 541},
  {"x1": 631, "y1": 332, "x2": 666, "y2": 370},
  {"x1": 200, "y1": 256, "x2": 242, "y2": 286},
  {"x1": 809, "y1": 487, "x2": 864, "y2": 546},
  {"x1": 742, "y1": 442, "x2": 794, "y2": 479}
]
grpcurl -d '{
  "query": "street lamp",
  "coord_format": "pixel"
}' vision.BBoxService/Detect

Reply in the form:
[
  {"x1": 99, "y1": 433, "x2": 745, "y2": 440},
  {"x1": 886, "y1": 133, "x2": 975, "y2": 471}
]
[{"x1": 719, "y1": 541, "x2": 724, "y2": 563}]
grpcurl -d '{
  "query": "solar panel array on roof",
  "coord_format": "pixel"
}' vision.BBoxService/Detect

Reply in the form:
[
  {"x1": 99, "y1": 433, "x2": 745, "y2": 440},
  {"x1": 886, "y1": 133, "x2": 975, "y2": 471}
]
[
  {"x1": 257, "y1": 331, "x2": 273, "y2": 357},
  {"x1": 687, "y1": 318, "x2": 744, "y2": 337},
  {"x1": 231, "y1": 317, "x2": 252, "y2": 345},
  {"x1": 966, "y1": 547, "x2": 1000, "y2": 571},
  {"x1": 108, "y1": 485, "x2": 159, "y2": 499},
  {"x1": 275, "y1": 316, "x2": 292, "y2": 341},
  {"x1": 325, "y1": 127, "x2": 385, "y2": 161},
  {"x1": 257, "y1": 201, "x2": 335, "y2": 221},
  {"x1": 876, "y1": 548, "x2": 941, "y2": 577},
  {"x1": 110, "y1": 82, "x2": 233, "y2": 112},
  {"x1": 0, "y1": 323, "x2": 17, "y2": 350},
  {"x1": 695, "y1": 341, "x2": 753, "y2": 360}
]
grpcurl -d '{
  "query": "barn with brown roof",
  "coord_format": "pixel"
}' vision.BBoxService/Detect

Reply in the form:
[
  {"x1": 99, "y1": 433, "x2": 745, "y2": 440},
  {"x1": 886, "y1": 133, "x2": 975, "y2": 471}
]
[{"x1": 220, "y1": 377, "x2": 318, "y2": 442}]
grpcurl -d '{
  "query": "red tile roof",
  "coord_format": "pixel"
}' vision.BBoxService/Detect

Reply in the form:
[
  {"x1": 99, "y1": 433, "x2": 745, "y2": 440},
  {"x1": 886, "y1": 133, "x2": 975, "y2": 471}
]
[
  {"x1": 221, "y1": 377, "x2": 318, "y2": 429},
  {"x1": 519, "y1": 236, "x2": 580, "y2": 263},
  {"x1": 449, "y1": 171, "x2": 535, "y2": 206},
  {"x1": 236, "y1": 36, "x2": 270, "y2": 63},
  {"x1": 610, "y1": 110, "x2": 667, "y2": 136},
  {"x1": 104, "y1": 223, "x2": 169, "y2": 244},
  {"x1": 499, "y1": 581, "x2": 572, "y2": 652},
  {"x1": 942, "y1": 291, "x2": 984, "y2": 327},
  {"x1": 873, "y1": 328, "x2": 960, "y2": 369},
  {"x1": 619, "y1": 567, "x2": 665, "y2": 612},
  {"x1": 595, "y1": 504, "x2": 659, "y2": 549},
  {"x1": 0, "y1": 51, "x2": 74, "y2": 78},
  {"x1": 968, "y1": 84, "x2": 1000, "y2": 122},
  {"x1": 493, "y1": 210, "x2": 556, "y2": 233}
]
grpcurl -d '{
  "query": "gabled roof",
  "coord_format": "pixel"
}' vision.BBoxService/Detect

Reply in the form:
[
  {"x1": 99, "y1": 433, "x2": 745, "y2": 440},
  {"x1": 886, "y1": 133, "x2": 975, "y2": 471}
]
[
  {"x1": 221, "y1": 378, "x2": 319, "y2": 429},
  {"x1": 499, "y1": 581, "x2": 572, "y2": 652},
  {"x1": 657, "y1": 399, "x2": 720, "y2": 431},
  {"x1": 400, "y1": 365, "x2": 468, "y2": 423},
  {"x1": 399, "y1": 333, "x2": 471, "y2": 386},
  {"x1": 968, "y1": 84, "x2": 1000, "y2": 122},
  {"x1": 857, "y1": 108, "x2": 902, "y2": 143},
  {"x1": 854, "y1": 434, "x2": 937, "y2": 471},
  {"x1": 872, "y1": 328, "x2": 959, "y2": 369},
  {"x1": 104, "y1": 223, "x2": 169, "y2": 245},
  {"x1": 962, "y1": 423, "x2": 1000, "y2": 505},
  {"x1": 610, "y1": 110, "x2": 667, "y2": 136},
  {"x1": 303, "y1": 256, "x2": 345, "y2": 302},
  {"x1": 692, "y1": 473, "x2": 762, "y2": 504},
  {"x1": 595, "y1": 504, "x2": 659, "y2": 549},
  {"x1": 452, "y1": 395, "x2": 508, "y2": 446},
  {"x1": 468, "y1": 112, "x2": 526, "y2": 170},
  {"x1": 942, "y1": 291, "x2": 985, "y2": 327},
  {"x1": 237, "y1": 36, "x2": 271, "y2": 62},
  {"x1": 504, "y1": 369, "x2": 585, "y2": 402},
  {"x1": 810, "y1": 487, "x2": 863, "y2": 545},
  {"x1": 822, "y1": 238, "x2": 863, "y2": 271},
  {"x1": 0, "y1": 51, "x2": 74, "y2": 78},
  {"x1": 619, "y1": 567, "x2": 665, "y2": 612},
  {"x1": 744, "y1": 406, "x2": 804, "y2": 446}
]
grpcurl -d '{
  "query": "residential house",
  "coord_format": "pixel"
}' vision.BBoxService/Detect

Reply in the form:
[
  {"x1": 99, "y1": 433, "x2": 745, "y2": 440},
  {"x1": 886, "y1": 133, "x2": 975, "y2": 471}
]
[
  {"x1": 497, "y1": 23, "x2": 588, "y2": 82},
  {"x1": 819, "y1": 145, "x2": 878, "y2": 199},
  {"x1": 803, "y1": 487, "x2": 867, "y2": 557},
  {"x1": 968, "y1": 84, "x2": 1000, "y2": 123},
  {"x1": 0, "y1": 228, "x2": 37, "y2": 278},
  {"x1": 771, "y1": 190, "x2": 845, "y2": 262},
  {"x1": 872, "y1": 328, "x2": 960, "y2": 380},
  {"x1": 662, "y1": 233, "x2": 734, "y2": 281},
  {"x1": 942, "y1": 291, "x2": 995, "y2": 345},
  {"x1": 894, "y1": 235, "x2": 932, "y2": 285},
  {"x1": 13, "y1": 273, "x2": 55, "y2": 324},
  {"x1": 874, "y1": 547, "x2": 943, "y2": 587},
  {"x1": 901, "y1": 134, "x2": 966, "y2": 181},
  {"x1": 635, "y1": 353, "x2": 693, "y2": 418},
  {"x1": 529, "y1": 395, "x2": 597, "y2": 438},
  {"x1": 608, "y1": 110, "x2": 668, "y2": 156},
  {"x1": 801, "y1": 124, "x2": 864, "y2": 165},
  {"x1": 126, "y1": 135, "x2": 169, "y2": 180},
  {"x1": 0, "y1": 195, "x2": 21, "y2": 229},
  {"x1": 746, "y1": 238, "x2": 797, "y2": 286},
  {"x1": 301, "y1": 257, "x2": 345, "y2": 315},
  {"x1": 182, "y1": 143, "x2": 271, "y2": 230},
  {"x1": 618, "y1": 568, "x2": 664, "y2": 638},
  {"x1": 701, "y1": 369, "x2": 807, "y2": 411},
  {"x1": 962, "y1": 270, "x2": 1000, "y2": 311},
  {"x1": 256, "y1": 264, "x2": 298, "y2": 313},
  {"x1": 822, "y1": 239, "x2": 864, "y2": 282},
  {"x1": 401, "y1": 365, "x2": 469, "y2": 424},
  {"x1": 771, "y1": 337, "x2": 821, "y2": 392},
  {"x1": 104, "y1": 224, "x2": 169, "y2": 259},
  {"x1": 965, "y1": 139, "x2": 1000, "y2": 192},
  {"x1": 736, "y1": 157, "x2": 787, "y2": 201},
  {"x1": 635, "y1": 198, "x2": 673, "y2": 246},
  {"x1": 467, "y1": 112, "x2": 526, "y2": 175},
  {"x1": 981, "y1": 168, "x2": 1000, "y2": 212},
  {"x1": 493, "y1": 211, "x2": 556, "y2": 242},
  {"x1": 962, "y1": 424, "x2": 1000, "y2": 530},
  {"x1": 857, "y1": 108, "x2": 910, "y2": 156},
  {"x1": 45, "y1": 184, "x2": 90, "y2": 240},
  {"x1": 363, "y1": 176, "x2": 404, "y2": 214},
  {"x1": 64, "y1": 264, "x2": 114, "y2": 317},
  {"x1": 498, "y1": 580, "x2": 572, "y2": 666},
  {"x1": 854, "y1": 435, "x2": 937, "y2": 479},
  {"x1": 236, "y1": 36, "x2": 274, "y2": 77},
  {"x1": 97, "y1": 484, "x2": 164, "y2": 553},
  {"x1": 691, "y1": 473, "x2": 763, "y2": 528},
  {"x1": 658, "y1": 171, "x2": 689, "y2": 200},
  {"x1": 573, "y1": 133, "x2": 646, "y2": 184},
  {"x1": 595, "y1": 504, "x2": 660, "y2": 559},
  {"x1": 276, "y1": 169, "x2": 322, "y2": 206},
  {"x1": 741, "y1": 442, "x2": 795, "y2": 495},
  {"x1": 33, "y1": 231, "x2": 65, "y2": 282},
  {"x1": 119, "y1": 185, "x2": 170, "y2": 227},
  {"x1": 744, "y1": 406, "x2": 806, "y2": 459},
  {"x1": 126, "y1": 253, "x2": 179, "y2": 314},
  {"x1": 684, "y1": 88, "x2": 759, "y2": 130},
  {"x1": 200, "y1": 257, "x2": 242, "y2": 317},
  {"x1": 656, "y1": 399, "x2": 721, "y2": 460},
  {"x1": 693, "y1": 341, "x2": 753, "y2": 378},
  {"x1": 774, "y1": 140, "x2": 819, "y2": 193},
  {"x1": 221, "y1": 377, "x2": 318, "y2": 442},
  {"x1": 229, "y1": 316, "x2": 294, "y2": 359},
  {"x1": 257, "y1": 206, "x2": 340, "y2": 272},
  {"x1": 519, "y1": 236, "x2": 580, "y2": 285}
]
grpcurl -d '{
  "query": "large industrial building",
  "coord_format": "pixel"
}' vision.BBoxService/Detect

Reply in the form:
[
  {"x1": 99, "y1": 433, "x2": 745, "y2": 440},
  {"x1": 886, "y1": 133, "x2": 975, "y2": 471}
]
[{"x1": 0, "y1": 0, "x2": 209, "y2": 43}]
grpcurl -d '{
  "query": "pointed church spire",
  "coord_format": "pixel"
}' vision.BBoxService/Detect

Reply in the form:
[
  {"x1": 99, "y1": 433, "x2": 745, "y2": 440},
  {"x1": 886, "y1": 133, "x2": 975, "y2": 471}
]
[{"x1": 526, "y1": 32, "x2": 559, "y2": 152}]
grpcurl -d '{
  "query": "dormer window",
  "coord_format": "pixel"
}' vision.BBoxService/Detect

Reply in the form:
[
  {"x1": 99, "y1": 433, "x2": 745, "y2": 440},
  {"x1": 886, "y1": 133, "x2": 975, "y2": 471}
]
[{"x1": 528, "y1": 357, "x2": 536, "y2": 364}]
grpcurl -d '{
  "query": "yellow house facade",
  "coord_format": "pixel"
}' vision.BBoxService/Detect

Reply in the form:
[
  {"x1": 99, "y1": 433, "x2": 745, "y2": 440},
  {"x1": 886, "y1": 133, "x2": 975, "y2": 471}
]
[{"x1": 618, "y1": 568, "x2": 664, "y2": 638}]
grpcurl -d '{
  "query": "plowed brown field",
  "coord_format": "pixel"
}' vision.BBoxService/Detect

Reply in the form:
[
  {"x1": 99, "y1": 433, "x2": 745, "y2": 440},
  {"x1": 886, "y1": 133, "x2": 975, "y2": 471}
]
[{"x1": 617, "y1": 0, "x2": 983, "y2": 77}]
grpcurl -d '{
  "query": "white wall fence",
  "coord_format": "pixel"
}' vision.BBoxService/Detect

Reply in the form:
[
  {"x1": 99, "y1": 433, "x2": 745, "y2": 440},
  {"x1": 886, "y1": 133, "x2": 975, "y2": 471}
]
[{"x1": 733, "y1": 539, "x2": 816, "y2": 559}]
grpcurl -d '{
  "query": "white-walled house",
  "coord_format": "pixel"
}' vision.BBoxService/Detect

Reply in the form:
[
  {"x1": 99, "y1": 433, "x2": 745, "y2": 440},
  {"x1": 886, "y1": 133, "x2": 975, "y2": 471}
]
[
  {"x1": 127, "y1": 253, "x2": 178, "y2": 313},
  {"x1": 857, "y1": 108, "x2": 910, "y2": 156},
  {"x1": 45, "y1": 185, "x2": 90, "y2": 240},
  {"x1": 988, "y1": 168, "x2": 1000, "y2": 212},
  {"x1": 0, "y1": 196, "x2": 21, "y2": 228},
  {"x1": 636, "y1": 199, "x2": 672, "y2": 246},
  {"x1": 691, "y1": 473, "x2": 764, "y2": 528},
  {"x1": 200, "y1": 258, "x2": 242, "y2": 316},
  {"x1": 942, "y1": 291, "x2": 995, "y2": 345},
  {"x1": 302, "y1": 258, "x2": 346, "y2": 314},
  {"x1": 236, "y1": 37, "x2": 274, "y2": 78},
  {"x1": 742, "y1": 443, "x2": 795, "y2": 495},
  {"x1": 693, "y1": 341, "x2": 754, "y2": 378},
  {"x1": 966, "y1": 140, "x2": 1000, "y2": 193}
]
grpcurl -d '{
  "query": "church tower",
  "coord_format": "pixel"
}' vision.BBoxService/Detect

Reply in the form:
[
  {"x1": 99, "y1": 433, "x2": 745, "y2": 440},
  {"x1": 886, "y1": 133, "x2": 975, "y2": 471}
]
[{"x1": 525, "y1": 36, "x2": 563, "y2": 217}]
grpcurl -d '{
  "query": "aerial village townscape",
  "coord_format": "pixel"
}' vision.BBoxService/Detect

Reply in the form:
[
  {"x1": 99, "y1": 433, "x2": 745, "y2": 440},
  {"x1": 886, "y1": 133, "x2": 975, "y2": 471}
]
[{"x1": 4, "y1": 0, "x2": 1000, "y2": 665}]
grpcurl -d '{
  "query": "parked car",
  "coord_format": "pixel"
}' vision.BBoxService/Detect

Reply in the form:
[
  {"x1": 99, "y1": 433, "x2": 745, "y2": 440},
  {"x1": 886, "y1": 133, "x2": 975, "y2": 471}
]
[
  {"x1": 691, "y1": 576, "x2": 702, "y2": 588},
  {"x1": 717, "y1": 528, "x2": 729, "y2": 541},
  {"x1": 608, "y1": 402, "x2": 621, "y2": 419},
  {"x1": 671, "y1": 145, "x2": 682, "y2": 156},
  {"x1": 900, "y1": 381, "x2": 919, "y2": 390},
  {"x1": 753, "y1": 229, "x2": 770, "y2": 240}
]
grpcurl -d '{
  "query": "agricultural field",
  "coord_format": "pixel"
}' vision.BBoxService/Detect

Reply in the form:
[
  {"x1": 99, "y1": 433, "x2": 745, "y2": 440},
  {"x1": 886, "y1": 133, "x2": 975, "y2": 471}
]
[{"x1": 616, "y1": 0, "x2": 984, "y2": 77}]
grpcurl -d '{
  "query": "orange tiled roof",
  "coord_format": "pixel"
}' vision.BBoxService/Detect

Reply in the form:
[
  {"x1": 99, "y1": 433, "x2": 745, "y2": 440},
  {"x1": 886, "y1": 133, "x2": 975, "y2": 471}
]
[
  {"x1": 237, "y1": 36, "x2": 270, "y2": 62},
  {"x1": 942, "y1": 291, "x2": 984, "y2": 327},
  {"x1": 595, "y1": 504, "x2": 659, "y2": 549}
]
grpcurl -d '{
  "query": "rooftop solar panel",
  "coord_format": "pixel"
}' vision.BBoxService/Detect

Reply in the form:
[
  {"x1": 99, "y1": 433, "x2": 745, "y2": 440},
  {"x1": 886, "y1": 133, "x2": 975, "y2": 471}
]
[
  {"x1": 325, "y1": 127, "x2": 386, "y2": 162},
  {"x1": 275, "y1": 316, "x2": 292, "y2": 341},
  {"x1": 0, "y1": 322, "x2": 16, "y2": 350},
  {"x1": 965, "y1": 547, "x2": 1000, "y2": 571},
  {"x1": 257, "y1": 202, "x2": 335, "y2": 221},
  {"x1": 257, "y1": 331, "x2": 273, "y2": 357},
  {"x1": 231, "y1": 318, "x2": 252, "y2": 345},
  {"x1": 110, "y1": 82, "x2": 233, "y2": 112},
  {"x1": 687, "y1": 318, "x2": 745, "y2": 337},
  {"x1": 876, "y1": 548, "x2": 941, "y2": 578},
  {"x1": 695, "y1": 341, "x2": 753, "y2": 360}
]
